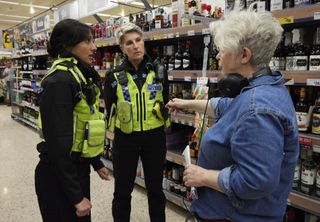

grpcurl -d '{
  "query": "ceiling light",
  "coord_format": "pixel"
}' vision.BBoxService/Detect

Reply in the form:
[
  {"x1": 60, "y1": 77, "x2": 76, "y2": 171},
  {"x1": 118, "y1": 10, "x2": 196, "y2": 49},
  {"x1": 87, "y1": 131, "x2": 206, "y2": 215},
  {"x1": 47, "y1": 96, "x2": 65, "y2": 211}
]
[
  {"x1": 0, "y1": 0, "x2": 18, "y2": 5},
  {"x1": 0, "y1": 14, "x2": 30, "y2": 19},
  {"x1": 20, "y1": 3, "x2": 50, "y2": 9},
  {"x1": 121, "y1": 9, "x2": 125, "y2": 17},
  {"x1": 30, "y1": 7, "x2": 35, "y2": 14},
  {"x1": 0, "y1": 19, "x2": 23, "y2": 23},
  {"x1": 97, "y1": 13, "x2": 112, "y2": 17},
  {"x1": 131, "y1": 1, "x2": 158, "y2": 7}
]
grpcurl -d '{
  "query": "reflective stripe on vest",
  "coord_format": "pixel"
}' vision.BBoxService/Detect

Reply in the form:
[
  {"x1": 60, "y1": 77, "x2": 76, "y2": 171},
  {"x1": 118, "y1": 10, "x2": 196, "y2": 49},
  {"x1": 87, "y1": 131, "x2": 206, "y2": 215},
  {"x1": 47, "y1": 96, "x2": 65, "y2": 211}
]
[
  {"x1": 39, "y1": 57, "x2": 105, "y2": 158},
  {"x1": 114, "y1": 70, "x2": 165, "y2": 132}
]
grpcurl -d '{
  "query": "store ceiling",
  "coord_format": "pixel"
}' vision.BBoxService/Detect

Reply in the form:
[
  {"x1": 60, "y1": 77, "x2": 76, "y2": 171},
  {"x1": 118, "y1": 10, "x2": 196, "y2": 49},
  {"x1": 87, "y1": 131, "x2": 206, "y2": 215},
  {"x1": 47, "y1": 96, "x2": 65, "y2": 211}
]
[{"x1": 0, "y1": 0, "x2": 171, "y2": 30}]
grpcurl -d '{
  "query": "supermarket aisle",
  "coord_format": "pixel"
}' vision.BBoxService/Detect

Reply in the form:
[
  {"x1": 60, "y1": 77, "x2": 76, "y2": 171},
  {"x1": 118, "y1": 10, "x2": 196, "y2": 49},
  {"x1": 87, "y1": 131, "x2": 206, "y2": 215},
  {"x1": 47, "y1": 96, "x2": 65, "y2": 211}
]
[{"x1": 0, "y1": 105, "x2": 188, "y2": 222}]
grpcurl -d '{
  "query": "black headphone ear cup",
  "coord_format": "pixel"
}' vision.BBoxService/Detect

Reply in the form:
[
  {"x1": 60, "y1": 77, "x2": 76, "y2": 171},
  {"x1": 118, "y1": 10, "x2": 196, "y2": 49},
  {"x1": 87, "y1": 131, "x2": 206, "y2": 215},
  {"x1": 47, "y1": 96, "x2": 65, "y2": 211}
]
[{"x1": 217, "y1": 73, "x2": 249, "y2": 98}]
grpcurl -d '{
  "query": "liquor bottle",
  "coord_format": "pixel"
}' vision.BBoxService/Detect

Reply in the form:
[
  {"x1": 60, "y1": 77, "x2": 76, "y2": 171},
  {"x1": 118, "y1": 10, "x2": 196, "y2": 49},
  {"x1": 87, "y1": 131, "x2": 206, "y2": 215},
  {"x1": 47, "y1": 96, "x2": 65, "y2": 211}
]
[
  {"x1": 155, "y1": 8, "x2": 164, "y2": 29},
  {"x1": 292, "y1": 29, "x2": 308, "y2": 71},
  {"x1": 316, "y1": 165, "x2": 320, "y2": 197},
  {"x1": 135, "y1": 14, "x2": 140, "y2": 27},
  {"x1": 285, "y1": 32, "x2": 294, "y2": 71},
  {"x1": 208, "y1": 44, "x2": 219, "y2": 70},
  {"x1": 270, "y1": 40, "x2": 285, "y2": 71},
  {"x1": 174, "y1": 42, "x2": 183, "y2": 70},
  {"x1": 129, "y1": 14, "x2": 134, "y2": 23},
  {"x1": 168, "y1": 53, "x2": 175, "y2": 71},
  {"x1": 294, "y1": 0, "x2": 310, "y2": 7},
  {"x1": 270, "y1": 0, "x2": 284, "y2": 11},
  {"x1": 139, "y1": 13, "x2": 145, "y2": 29},
  {"x1": 257, "y1": 0, "x2": 270, "y2": 11},
  {"x1": 28, "y1": 57, "x2": 33, "y2": 71},
  {"x1": 142, "y1": 13, "x2": 150, "y2": 32},
  {"x1": 285, "y1": 0, "x2": 294, "y2": 8},
  {"x1": 300, "y1": 149, "x2": 316, "y2": 195},
  {"x1": 292, "y1": 159, "x2": 301, "y2": 191},
  {"x1": 312, "y1": 93, "x2": 320, "y2": 134},
  {"x1": 154, "y1": 46, "x2": 162, "y2": 65},
  {"x1": 183, "y1": 41, "x2": 192, "y2": 70},
  {"x1": 309, "y1": 27, "x2": 320, "y2": 71},
  {"x1": 295, "y1": 87, "x2": 309, "y2": 132}
]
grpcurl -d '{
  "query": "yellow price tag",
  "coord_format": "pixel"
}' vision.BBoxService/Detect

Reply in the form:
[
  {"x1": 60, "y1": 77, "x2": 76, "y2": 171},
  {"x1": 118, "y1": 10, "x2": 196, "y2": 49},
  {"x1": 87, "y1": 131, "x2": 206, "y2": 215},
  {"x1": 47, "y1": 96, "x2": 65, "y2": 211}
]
[
  {"x1": 277, "y1": 16, "x2": 294, "y2": 25},
  {"x1": 2, "y1": 31, "x2": 13, "y2": 48}
]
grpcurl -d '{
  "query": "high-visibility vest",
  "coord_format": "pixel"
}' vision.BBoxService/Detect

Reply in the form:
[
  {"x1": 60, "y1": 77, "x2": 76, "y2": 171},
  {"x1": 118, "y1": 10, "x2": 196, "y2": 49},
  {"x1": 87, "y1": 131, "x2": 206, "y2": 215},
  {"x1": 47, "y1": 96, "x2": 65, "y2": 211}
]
[
  {"x1": 39, "y1": 57, "x2": 105, "y2": 158},
  {"x1": 113, "y1": 70, "x2": 170, "y2": 133}
]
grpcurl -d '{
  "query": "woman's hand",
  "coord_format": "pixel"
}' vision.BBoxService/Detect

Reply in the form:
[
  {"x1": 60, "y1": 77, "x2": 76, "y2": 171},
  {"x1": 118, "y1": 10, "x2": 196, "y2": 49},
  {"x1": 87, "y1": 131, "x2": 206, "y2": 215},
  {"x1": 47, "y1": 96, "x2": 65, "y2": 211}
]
[
  {"x1": 97, "y1": 167, "x2": 111, "y2": 181},
  {"x1": 75, "y1": 197, "x2": 92, "y2": 217},
  {"x1": 183, "y1": 164, "x2": 222, "y2": 192},
  {"x1": 183, "y1": 164, "x2": 208, "y2": 187},
  {"x1": 165, "y1": 98, "x2": 187, "y2": 115}
]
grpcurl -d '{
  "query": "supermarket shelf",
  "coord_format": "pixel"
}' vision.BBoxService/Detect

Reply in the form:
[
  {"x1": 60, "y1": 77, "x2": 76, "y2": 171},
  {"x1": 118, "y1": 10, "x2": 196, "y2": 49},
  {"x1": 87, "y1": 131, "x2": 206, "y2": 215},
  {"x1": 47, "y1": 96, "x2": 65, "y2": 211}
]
[
  {"x1": 168, "y1": 70, "x2": 221, "y2": 82},
  {"x1": 12, "y1": 54, "x2": 32, "y2": 59},
  {"x1": 12, "y1": 102, "x2": 23, "y2": 107},
  {"x1": 168, "y1": 70, "x2": 320, "y2": 85},
  {"x1": 33, "y1": 70, "x2": 47, "y2": 75},
  {"x1": 32, "y1": 50, "x2": 48, "y2": 57},
  {"x1": 166, "y1": 149, "x2": 196, "y2": 165},
  {"x1": 272, "y1": 4, "x2": 320, "y2": 23},
  {"x1": 21, "y1": 101, "x2": 39, "y2": 112},
  {"x1": 20, "y1": 71, "x2": 33, "y2": 74},
  {"x1": 288, "y1": 191, "x2": 320, "y2": 216},
  {"x1": 11, "y1": 113, "x2": 38, "y2": 130},
  {"x1": 95, "y1": 23, "x2": 210, "y2": 48},
  {"x1": 20, "y1": 87, "x2": 38, "y2": 93}
]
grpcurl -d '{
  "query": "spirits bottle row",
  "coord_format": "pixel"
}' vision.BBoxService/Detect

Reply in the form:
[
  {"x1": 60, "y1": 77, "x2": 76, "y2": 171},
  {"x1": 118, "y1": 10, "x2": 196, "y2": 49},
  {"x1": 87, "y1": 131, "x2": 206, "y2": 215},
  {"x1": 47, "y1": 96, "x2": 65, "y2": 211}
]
[
  {"x1": 151, "y1": 41, "x2": 218, "y2": 71},
  {"x1": 19, "y1": 56, "x2": 49, "y2": 71},
  {"x1": 227, "y1": 0, "x2": 320, "y2": 13},
  {"x1": 284, "y1": 206, "x2": 319, "y2": 222},
  {"x1": 292, "y1": 144, "x2": 320, "y2": 198},
  {"x1": 22, "y1": 106, "x2": 39, "y2": 123},
  {"x1": 94, "y1": 50, "x2": 124, "y2": 71},
  {"x1": 270, "y1": 27, "x2": 320, "y2": 71}
]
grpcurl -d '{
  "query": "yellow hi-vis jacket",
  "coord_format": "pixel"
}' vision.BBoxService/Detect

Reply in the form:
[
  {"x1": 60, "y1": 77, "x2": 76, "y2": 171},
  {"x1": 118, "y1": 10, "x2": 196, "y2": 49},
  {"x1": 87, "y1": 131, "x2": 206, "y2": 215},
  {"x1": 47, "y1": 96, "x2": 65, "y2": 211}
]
[
  {"x1": 113, "y1": 70, "x2": 170, "y2": 134},
  {"x1": 38, "y1": 57, "x2": 105, "y2": 158}
]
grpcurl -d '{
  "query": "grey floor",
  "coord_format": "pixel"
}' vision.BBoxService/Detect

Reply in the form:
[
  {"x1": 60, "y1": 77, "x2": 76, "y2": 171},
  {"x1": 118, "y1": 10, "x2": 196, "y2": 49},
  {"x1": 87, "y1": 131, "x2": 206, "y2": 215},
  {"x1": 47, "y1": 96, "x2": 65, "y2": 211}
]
[{"x1": 0, "y1": 105, "x2": 189, "y2": 222}]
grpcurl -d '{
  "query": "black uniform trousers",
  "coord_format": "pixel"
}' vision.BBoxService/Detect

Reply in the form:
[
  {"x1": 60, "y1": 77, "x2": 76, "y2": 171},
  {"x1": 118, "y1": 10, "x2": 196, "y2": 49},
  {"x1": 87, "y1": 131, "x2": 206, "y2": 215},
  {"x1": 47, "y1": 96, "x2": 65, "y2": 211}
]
[
  {"x1": 35, "y1": 156, "x2": 91, "y2": 222},
  {"x1": 112, "y1": 127, "x2": 167, "y2": 222}
]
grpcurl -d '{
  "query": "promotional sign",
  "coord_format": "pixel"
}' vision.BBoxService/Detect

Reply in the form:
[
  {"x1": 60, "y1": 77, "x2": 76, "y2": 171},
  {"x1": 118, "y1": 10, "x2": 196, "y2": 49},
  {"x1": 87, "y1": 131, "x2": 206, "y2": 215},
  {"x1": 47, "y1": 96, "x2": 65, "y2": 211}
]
[
  {"x1": 2, "y1": 31, "x2": 13, "y2": 48},
  {"x1": 32, "y1": 14, "x2": 50, "y2": 34},
  {"x1": 54, "y1": 0, "x2": 79, "y2": 24},
  {"x1": 78, "y1": 0, "x2": 118, "y2": 19}
]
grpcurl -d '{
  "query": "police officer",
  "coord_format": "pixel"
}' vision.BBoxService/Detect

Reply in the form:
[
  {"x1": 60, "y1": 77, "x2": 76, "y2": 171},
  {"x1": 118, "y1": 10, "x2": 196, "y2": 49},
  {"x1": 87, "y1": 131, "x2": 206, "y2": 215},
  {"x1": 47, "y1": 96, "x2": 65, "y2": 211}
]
[
  {"x1": 104, "y1": 23, "x2": 170, "y2": 222},
  {"x1": 35, "y1": 19, "x2": 110, "y2": 222}
]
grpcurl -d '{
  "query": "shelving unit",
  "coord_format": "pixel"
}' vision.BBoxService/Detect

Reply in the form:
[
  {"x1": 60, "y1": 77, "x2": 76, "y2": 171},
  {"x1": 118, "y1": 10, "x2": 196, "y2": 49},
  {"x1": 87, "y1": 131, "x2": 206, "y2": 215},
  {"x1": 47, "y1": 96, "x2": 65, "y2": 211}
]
[{"x1": 11, "y1": 113, "x2": 38, "y2": 130}]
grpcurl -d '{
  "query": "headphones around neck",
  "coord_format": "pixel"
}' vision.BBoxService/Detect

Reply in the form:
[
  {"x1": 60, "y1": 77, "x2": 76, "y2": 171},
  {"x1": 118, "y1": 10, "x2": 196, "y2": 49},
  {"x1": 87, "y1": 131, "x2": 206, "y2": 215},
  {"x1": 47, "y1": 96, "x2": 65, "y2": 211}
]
[{"x1": 217, "y1": 67, "x2": 272, "y2": 98}]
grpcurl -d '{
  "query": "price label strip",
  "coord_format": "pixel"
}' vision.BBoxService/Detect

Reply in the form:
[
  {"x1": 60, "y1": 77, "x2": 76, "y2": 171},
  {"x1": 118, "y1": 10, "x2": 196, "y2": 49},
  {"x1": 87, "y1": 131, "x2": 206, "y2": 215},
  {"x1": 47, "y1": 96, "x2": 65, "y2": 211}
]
[
  {"x1": 307, "y1": 79, "x2": 320, "y2": 86},
  {"x1": 277, "y1": 16, "x2": 294, "y2": 25}
]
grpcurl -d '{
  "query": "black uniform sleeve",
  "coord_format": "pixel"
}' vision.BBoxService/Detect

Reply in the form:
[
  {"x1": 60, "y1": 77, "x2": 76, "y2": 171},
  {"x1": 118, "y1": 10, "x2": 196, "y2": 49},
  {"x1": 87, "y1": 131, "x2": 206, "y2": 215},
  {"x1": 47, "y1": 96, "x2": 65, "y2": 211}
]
[
  {"x1": 162, "y1": 67, "x2": 169, "y2": 105},
  {"x1": 40, "y1": 76, "x2": 83, "y2": 206},
  {"x1": 104, "y1": 71, "x2": 117, "y2": 122}
]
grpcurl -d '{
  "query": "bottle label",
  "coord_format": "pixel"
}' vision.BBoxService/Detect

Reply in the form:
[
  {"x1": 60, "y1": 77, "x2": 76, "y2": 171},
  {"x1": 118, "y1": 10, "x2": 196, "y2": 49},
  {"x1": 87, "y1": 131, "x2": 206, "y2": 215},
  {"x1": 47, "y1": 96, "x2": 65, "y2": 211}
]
[
  {"x1": 168, "y1": 64, "x2": 174, "y2": 71},
  {"x1": 317, "y1": 169, "x2": 320, "y2": 188},
  {"x1": 312, "y1": 113, "x2": 320, "y2": 134},
  {"x1": 172, "y1": 168, "x2": 179, "y2": 181},
  {"x1": 285, "y1": 56, "x2": 294, "y2": 71},
  {"x1": 279, "y1": 57, "x2": 286, "y2": 70},
  {"x1": 293, "y1": 56, "x2": 308, "y2": 71},
  {"x1": 296, "y1": 112, "x2": 308, "y2": 130},
  {"x1": 269, "y1": 57, "x2": 280, "y2": 71},
  {"x1": 270, "y1": 0, "x2": 283, "y2": 11},
  {"x1": 295, "y1": 0, "x2": 310, "y2": 6},
  {"x1": 309, "y1": 55, "x2": 320, "y2": 71},
  {"x1": 301, "y1": 166, "x2": 316, "y2": 185},
  {"x1": 183, "y1": 59, "x2": 190, "y2": 69},
  {"x1": 174, "y1": 59, "x2": 181, "y2": 69},
  {"x1": 294, "y1": 163, "x2": 301, "y2": 181}
]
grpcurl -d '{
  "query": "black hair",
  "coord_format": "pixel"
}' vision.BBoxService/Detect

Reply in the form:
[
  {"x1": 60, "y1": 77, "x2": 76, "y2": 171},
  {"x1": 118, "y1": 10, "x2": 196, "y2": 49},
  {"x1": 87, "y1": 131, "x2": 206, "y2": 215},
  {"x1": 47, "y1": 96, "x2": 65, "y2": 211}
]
[{"x1": 47, "y1": 19, "x2": 92, "y2": 58}]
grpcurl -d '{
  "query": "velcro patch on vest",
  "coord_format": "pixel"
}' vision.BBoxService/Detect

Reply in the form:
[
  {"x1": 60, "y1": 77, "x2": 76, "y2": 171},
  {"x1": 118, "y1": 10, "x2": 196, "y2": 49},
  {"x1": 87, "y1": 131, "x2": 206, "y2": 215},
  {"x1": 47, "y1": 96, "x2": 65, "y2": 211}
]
[{"x1": 147, "y1": 84, "x2": 162, "y2": 91}]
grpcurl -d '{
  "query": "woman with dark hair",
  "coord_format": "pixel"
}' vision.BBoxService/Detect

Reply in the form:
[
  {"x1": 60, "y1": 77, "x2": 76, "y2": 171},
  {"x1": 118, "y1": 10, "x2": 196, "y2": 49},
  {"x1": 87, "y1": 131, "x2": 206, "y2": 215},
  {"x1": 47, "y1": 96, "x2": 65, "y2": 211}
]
[{"x1": 35, "y1": 19, "x2": 110, "y2": 222}]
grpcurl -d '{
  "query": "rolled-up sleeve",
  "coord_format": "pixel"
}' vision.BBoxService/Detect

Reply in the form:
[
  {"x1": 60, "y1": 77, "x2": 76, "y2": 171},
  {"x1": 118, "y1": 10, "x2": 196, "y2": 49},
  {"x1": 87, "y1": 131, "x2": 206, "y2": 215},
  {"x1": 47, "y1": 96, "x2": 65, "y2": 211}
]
[
  {"x1": 210, "y1": 97, "x2": 233, "y2": 119},
  {"x1": 218, "y1": 111, "x2": 284, "y2": 207}
]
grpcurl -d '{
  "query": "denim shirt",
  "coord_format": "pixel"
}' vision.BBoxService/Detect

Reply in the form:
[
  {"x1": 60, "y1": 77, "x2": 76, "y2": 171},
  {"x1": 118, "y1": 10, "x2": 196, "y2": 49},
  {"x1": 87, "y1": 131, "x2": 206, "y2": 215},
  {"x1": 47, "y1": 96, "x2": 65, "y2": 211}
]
[{"x1": 191, "y1": 71, "x2": 299, "y2": 222}]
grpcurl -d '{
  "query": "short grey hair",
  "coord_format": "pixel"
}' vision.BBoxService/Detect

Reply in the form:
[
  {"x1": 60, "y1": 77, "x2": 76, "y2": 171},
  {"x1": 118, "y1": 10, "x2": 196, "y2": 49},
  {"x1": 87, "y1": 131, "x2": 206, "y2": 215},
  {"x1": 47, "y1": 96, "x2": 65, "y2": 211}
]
[
  {"x1": 210, "y1": 10, "x2": 283, "y2": 68},
  {"x1": 115, "y1": 23, "x2": 143, "y2": 45}
]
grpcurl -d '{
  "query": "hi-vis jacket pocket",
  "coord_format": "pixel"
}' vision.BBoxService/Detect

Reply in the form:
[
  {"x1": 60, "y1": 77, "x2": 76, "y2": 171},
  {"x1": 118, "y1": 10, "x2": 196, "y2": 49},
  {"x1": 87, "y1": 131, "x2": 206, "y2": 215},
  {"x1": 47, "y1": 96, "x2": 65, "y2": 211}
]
[
  {"x1": 86, "y1": 119, "x2": 105, "y2": 147},
  {"x1": 117, "y1": 101, "x2": 133, "y2": 134}
]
